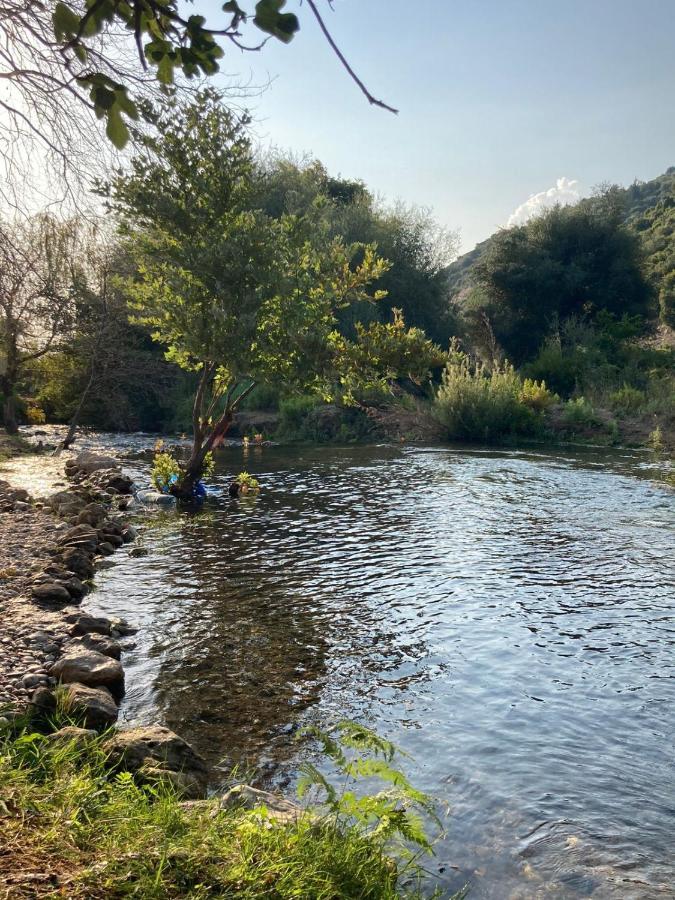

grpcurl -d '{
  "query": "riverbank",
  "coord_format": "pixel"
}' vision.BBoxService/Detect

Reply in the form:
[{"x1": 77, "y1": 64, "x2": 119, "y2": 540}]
[
  {"x1": 0, "y1": 719, "x2": 424, "y2": 899},
  {"x1": 0, "y1": 444, "x2": 438, "y2": 899}
]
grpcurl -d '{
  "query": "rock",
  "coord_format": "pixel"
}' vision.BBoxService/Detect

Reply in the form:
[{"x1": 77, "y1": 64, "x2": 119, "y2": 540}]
[
  {"x1": 76, "y1": 503, "x2": 108, "y2": 527},
  {"x1": 99, "y1": 531, "x2": 124, "y2": 548},
  {"x1": 104, "y1": 725, "x2": 208, "y2": 799},
  {"x1": 109, "y1": 618, "x2": 137, "y2": 637},
  {"x1": 46, "y1": 725, "x2": 98, "y2": 747},
  {"x1": 49, "y1": 491, "x2": 87, "y2": 516},
  {"x1": 217, "y1": 784, "x2": 305, "y2": 825},
  {"x1": 129, "y1": 546, "x2": 149, "y2": 558},
  {"x1": 22, "y1": 673, "x2": 47, "y2": 689},
  {"x1": 51, "y1": 648, "x2": 124, "y2": 691},
  {"x1": 31, "y1": 686, "x2": 57, "y2": 715},
  {"x1": 66, "y1": 613, "x2": 112, "y2": 636},
  {"x1": 72, "y1": 451, "x2": 120, "y2": 475},
  {"x1": 63, "y1": 576, "x2": 87, "y2": 600},
  {"x1": 105, "y1": 474, "x2": 134, "y2": 495},
  {"x1": 32, "y1": 582, "x2": 71, "y2": 604},
  {"x1": 136, "y1": 490, "x2": 176, "y2": 507},
  {"x1": 67, "y1": 633, "x2": 122, "y2": 660},
  {"x1": 121, "y1": 524, "x2": 137, "y2": 543},
  {"x1": 61, "y1": 682, "x2": 118, "y2": 729},
  {"x1": 97, "y1": 541, "x2": 115, "y2": 556},
  {"x1": 58, "y1": 549, "x2": 95, "y2": 580},
  {"x1": 58, "y1": 524, "x2": 99, "y2": 553}
]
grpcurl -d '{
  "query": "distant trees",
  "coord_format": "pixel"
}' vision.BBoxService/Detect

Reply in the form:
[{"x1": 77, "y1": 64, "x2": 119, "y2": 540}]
[
  {"x1": 255, "y1": 155, "x2": 460, "y2": 345},
  {"x1": 0, "y1": 216, "x2": 75, "y2": 432},
  {"x1": 105, "y1": 91, "x2": 436, "y2": 495},
  {"x1": 465, "y1": 196, "x2": 653, "y2": 364}
]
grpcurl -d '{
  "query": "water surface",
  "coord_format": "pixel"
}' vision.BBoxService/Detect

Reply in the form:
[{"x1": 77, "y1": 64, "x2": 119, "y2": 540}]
[{"x1": 82, "y1": 441, "x2": 673, "y2": 899}]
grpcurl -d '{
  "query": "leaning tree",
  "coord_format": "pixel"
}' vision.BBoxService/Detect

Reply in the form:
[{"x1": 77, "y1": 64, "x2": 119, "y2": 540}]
[{"x1": 105, "y1": 91, "x2": 440, "y2": 498}]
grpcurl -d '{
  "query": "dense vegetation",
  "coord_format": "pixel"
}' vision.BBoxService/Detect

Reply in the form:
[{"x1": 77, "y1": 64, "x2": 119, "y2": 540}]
[
  {"x1": 0, "y1": 713, "x2": 443, "y2": 899},
  {"x1": 1, "y1": 91, "x2": 674, "y2": 452}
]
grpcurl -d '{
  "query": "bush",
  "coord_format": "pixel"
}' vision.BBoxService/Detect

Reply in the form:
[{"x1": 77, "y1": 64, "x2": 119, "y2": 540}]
[
  {"x1": 562, "y1": 397, "x2": 601, "y2": 428},
  {"x1": 609, "y1": 384, "x2": 646, "y2": 415},
  {"x1": 434, "y1": 351, "x2": 544, "y2": 443},
  {"x1": 275, "y1": 395, "x2": 377, "y2": 444},
  {"x1": 519, "y1": 378, "x2": 557, "y2": 412}
]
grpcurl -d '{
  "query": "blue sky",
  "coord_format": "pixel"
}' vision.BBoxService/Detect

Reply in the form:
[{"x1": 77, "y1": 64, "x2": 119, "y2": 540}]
[{"x1": 211, "y1": 0, "x2": 675, "y2": 252}]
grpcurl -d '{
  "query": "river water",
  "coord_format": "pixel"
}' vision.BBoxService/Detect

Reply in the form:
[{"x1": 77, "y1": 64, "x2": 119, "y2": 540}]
[{"x1": 43, "y1": 435, "x2": 674, "y2": 899}]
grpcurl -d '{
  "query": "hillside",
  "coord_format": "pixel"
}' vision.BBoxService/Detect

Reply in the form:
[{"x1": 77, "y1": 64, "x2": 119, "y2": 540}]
[{"x1": 446, "y1": 166, "x2": 675, "y2": 320}]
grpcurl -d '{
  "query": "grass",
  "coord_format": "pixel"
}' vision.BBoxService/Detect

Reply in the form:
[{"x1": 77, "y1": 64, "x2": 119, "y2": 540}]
[{"x1": 0, "y1": 719, "x2": 438, "y2": 899}]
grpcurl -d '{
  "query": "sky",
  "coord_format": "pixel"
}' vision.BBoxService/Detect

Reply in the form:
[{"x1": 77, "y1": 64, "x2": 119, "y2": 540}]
[{"x1": 208, "y1": 0, "x2": 675, "y2": 253}]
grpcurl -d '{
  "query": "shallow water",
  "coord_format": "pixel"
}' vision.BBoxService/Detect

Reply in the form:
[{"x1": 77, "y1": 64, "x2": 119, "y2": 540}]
[{"x1": 27, "y1": 432, "x2": 674, "y2": 898}]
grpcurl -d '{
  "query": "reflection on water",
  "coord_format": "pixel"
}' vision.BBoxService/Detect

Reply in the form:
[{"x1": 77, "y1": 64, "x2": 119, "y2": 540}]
[{"x1": 78, "y1": 440, "x2": 674, "y2": 899}]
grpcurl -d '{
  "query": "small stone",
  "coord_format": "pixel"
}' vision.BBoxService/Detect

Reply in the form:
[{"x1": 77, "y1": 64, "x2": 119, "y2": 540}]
[
  {"x1": 97, "y1": 542, "x2": 115, "y2": 556},
  {"x1": 129, "y1": 546, "x2": 149, "y2": 558},
  {"x1": 22, "y1": 673, "x2": 47, "y2": 689}
]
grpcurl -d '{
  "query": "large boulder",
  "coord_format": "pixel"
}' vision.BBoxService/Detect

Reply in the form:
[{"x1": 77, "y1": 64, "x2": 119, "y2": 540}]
[
  {"x1": 61, "y1": 682, "x2": 118, "y2": 729},
  {"x1": 46, "y1": 725, "x2": 98, "y2": 748},
  {"x1": 104, "y1": 725, "x2": 208, "y2": 799},
  {"x1": 51, "y1": 648, "x2": 124, "y2": 691}
]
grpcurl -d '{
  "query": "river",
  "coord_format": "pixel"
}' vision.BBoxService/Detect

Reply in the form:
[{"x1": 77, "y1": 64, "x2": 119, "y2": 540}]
[{"x1": 36, "y1": 435, "x2": 674, "y2": 899}]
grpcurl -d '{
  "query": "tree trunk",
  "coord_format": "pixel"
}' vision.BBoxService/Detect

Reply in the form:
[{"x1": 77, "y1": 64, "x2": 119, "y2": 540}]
[
  {"x1": 0, "y1": 373, "x2": 18, "y2": 434},
  {"x1": 56, "y1": 365, "x2": 96, "y2": 453}
]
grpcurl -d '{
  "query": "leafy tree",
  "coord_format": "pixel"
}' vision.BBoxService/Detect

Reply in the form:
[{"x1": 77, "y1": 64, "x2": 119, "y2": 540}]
[
  {"x1": 255, "y1": 155, "x2": 459, "y2": 344},
  {"x1": 105, "y1": 92, "x2": 427, "y2": 497},
  {"x1": 0, "y1": 215, "x2": 75, "y2": 432},
  {"x1": 468, "y1": 196, "x2": 653, "y2": 364}
]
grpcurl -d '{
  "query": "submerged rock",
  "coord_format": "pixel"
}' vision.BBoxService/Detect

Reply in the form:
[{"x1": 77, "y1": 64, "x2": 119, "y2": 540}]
[
  {"x1": 136, "y1": 490, "x2": 176, "y2": 507},
  {"x1": 104, "y1": 725, "x2": 208, "y2": 799}
]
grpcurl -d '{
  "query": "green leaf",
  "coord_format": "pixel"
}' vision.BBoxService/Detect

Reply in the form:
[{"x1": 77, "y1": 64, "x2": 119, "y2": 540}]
[
  {"x1": 253, "y1": 0, "x2": 299, "y2": 43},
  {"x1": 53, "y1": 2, "x2": 80, "y2": 40},
  {"x1": 105, "y1": 106, "x2": 130, "y2": 149},
  {"x1": 156, "y1": 54, "x2": 174, "y2": 85}
]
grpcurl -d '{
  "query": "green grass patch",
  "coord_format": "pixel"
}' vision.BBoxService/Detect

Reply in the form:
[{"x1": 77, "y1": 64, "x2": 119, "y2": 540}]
[{"x1": 0, "y1": 719, "x2": 446, "y2": 899}]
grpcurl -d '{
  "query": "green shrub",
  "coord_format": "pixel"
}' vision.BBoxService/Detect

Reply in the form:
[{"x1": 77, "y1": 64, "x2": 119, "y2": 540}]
[
  {"x1": 609, "y1": 384, "x2": 646, "y2": 415},
  {"x1": 562, "y1": 397, "x2": 601, "y2": 428},
  {"x1": 275, "y1": 395, "x2": 377, "y2": 444},
  {"x1": 434, "y1": 352, "x2": 542, "y2": 443},
  {"x1": 519, "y1": 378, "x2": 556, "y2": 412}
]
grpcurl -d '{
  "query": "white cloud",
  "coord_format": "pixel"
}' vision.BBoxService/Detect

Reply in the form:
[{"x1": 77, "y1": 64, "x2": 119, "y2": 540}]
[{"x1": 507, "y1": 177, "x2": 581, "y2": 227}]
